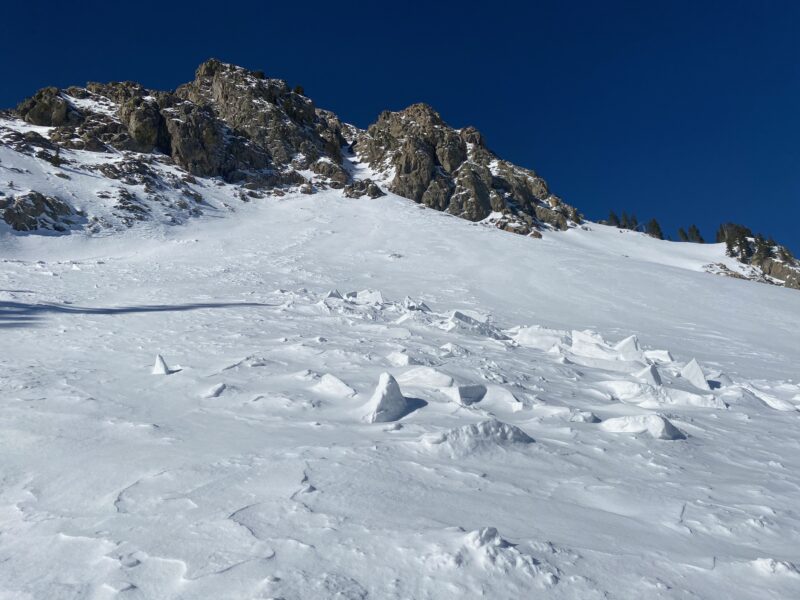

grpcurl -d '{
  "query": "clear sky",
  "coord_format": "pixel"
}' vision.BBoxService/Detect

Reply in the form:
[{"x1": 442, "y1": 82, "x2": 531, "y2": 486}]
[{"x1": 2, "y1": 0, "x2": 798, "y2": 251}]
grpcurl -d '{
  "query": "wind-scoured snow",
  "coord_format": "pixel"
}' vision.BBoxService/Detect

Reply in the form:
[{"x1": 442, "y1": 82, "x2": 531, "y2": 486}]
[{"x1": 1, "y1": 178, "x2": 800, "y2": 598}]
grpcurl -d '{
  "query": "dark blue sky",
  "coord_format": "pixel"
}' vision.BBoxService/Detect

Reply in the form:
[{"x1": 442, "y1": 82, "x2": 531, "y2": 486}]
[{"x1": 2, "y1": 1, "x2": 798, "y2": 251}]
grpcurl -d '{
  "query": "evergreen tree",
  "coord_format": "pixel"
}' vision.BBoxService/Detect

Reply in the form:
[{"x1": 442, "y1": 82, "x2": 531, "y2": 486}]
[
  {"x1": 620, "y1": 211, "x2": 630, "y2": 230},
  {"x1": 629, "y1": 214, "x2": 639, "y2": 230},
  {"x1": 645, "y1": 218, "x2": 664, "y2": 239},
  {"x1": 687, "y1": 224, "x2": 705, "y2": 243},
  {"x1": 607, "y1": 210, "x2": 620, "y2": 227},
  {"x1": 678, "y1": 228, "x2": 689, "y2": 242}
]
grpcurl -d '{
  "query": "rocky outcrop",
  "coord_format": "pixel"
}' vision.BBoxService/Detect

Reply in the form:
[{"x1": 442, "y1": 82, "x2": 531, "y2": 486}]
[
  {"x1": 17, "y1": 87, "x2": 83, "y2": 126},
  {"x1": 5, "y1": 59, "x2": 579, "y2": 237},
  {"x1": 0, "y1": 191, "x2": 80, "y2": 232},
  {"x1": 353, "y1": 103, "x2": 579, "y2": 228},
  {"x1": 759, "y1": 257, "x2": 800, "y2": 290},
  {"x1": 343, "y1": 178, "x2": 385, "y2": 199}
]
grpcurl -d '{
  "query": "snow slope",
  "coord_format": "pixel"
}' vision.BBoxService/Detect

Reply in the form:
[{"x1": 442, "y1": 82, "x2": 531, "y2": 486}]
[{"x1": 1, "y1": 182, "x2": 800, "y2": 598}]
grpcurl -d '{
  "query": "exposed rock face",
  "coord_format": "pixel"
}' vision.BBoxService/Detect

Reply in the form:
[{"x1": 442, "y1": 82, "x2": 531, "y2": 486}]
[
  {"x1": 353, "y1": 103, "x2": 579, "y2": 228},
  {"x1": 4, "y1": 59, "x2": 580, "y2": 238},
  {"x1": 0, "y1": 191, "x2": 80, "y2": 232},
  {"x1": 760, "y1": 257, "x2": 800, "y2": 290},
  {"x1": 17, "y1": 87, "x2": 83, "y2": 126},
  {"x1": 175, "y1": 59, "x2": 348, "y2": 183}
]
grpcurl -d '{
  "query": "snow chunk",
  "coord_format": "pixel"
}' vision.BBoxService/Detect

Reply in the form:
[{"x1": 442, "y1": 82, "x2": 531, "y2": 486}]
[
  {"x1": 635, "y1": 363, "x2": 662, "y2": 386},
  {"x1": 442, "y1": 384, "x2": 488, "y2": 406},
  {"x1": 424, "y1": 419, "x2": 534, "y2": 457},
  {"x1": 313, "y1": 373, "x2": 356, "y2": 397},
  {"x1": 203, "y1": 383, "x2": 227, "y2": 398},
  {"x1": 645, "y1": 349, "x2": 674, "y2": 363},
  {"x1": 614, "y1": 334, "x2": 644, "y2": 361},
  {"x1": 680, "y1": 358, "x2": 710, "y2": 390},
  {"x1": 442, "y1": 311, "x2": 509, "y2": 341},
  {"x1": 365, "y1": 373, "x2": 419, "y2": 423},
  {"x1": 345, "y1": 289, "x2": 384, "y2": 305},
  {"x1": 599, "y1": 414, "x2": 685, "y2": 440},
  {"x1": 386, "y1": 351, "x2": 416, "y2": 367},
  {"x1": 512, "y1": 325, "x2": 569, "y2": 351},
  {"x1": 152, "y1": 354, "x2": 170, "y2": 375}
]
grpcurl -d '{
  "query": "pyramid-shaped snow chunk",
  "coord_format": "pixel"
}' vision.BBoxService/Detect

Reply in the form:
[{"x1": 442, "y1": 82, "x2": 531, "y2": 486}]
[
  {"x1": 365, "y1": 373, "x2": 414, "y2": 423},
  {"x1": 152, "y1": 354, "x2": 170, "y2": 375},
  {"x1": 424, "y1": 419, "x2": 534, "y2": 457},
  {"x1": 680, "y1": 358, "x2": 710, "y2": 390},
  {"x1": 635, "y1": 364, "x2": 662, "y2": 386},
  {"x1": 614, "y1": 335, "x2": 644, "y2": 361},
  {"x1": 600, "y1": 414, "x2": 685, "y2": 440}
]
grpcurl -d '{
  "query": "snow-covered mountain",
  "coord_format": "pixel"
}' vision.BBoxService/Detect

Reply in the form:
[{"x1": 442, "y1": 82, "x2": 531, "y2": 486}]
[{"x1": 1, "y1": 61, "x2": 800, "y2": 599}]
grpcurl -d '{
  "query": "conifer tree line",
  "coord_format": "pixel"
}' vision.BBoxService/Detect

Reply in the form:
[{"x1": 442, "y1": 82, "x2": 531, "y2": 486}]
[
  {"x1": 603, "y1": 210, "x2": 703, "y2": 242},
  {"x1": 600, "y1": 210, "x2": 795, "y2": 264},
  {"x1": 602, "y1": 210, "x2": 795, "y2": 265}
]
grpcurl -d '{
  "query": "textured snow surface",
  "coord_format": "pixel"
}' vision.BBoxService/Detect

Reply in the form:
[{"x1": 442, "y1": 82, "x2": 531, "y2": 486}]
[{"x1": 1, "y1": 187, "x2": 800, "y2": 599}]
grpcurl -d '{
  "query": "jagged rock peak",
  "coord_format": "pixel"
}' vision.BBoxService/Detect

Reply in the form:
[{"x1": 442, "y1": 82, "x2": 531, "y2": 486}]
[{"x1": 354, "y1": 102, "x2": 579, "y2": 228}]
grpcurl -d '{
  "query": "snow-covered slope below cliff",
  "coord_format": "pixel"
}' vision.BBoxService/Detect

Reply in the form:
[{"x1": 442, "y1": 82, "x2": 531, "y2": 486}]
[{"x1": 1, "y1": 188, "x2": 799, "y2": 599}]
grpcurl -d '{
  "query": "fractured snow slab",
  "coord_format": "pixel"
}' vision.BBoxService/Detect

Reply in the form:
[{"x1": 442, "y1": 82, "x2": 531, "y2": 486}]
[{"x1": 681, "y1": 358, "x2": 711, "y2": 390}]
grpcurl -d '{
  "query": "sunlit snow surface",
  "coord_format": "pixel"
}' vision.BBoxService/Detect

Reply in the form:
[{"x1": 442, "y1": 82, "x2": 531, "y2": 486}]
[{"x1": 1, "y1": 187, "x2": 800, "y2": 599}]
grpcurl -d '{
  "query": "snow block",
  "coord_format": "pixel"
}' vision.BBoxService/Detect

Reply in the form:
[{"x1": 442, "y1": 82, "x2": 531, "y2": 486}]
[
  {"x1": 365, "y1": 372, "x2": 416, "y2": 423},
  {"x1": 635, "y1": 364, "x2": 662, "y2": 386},
  {"x1": 443, "y1": 384, "x2": 488, "y2": 406},
  {"x1": 614, "y1": 335, "x2": 644, "y2": 361},
  {"x1": 152, "y1": 354, "x2": 170, "y2": 375},
  {"x1": 599, "y1": 414, "x2": 685, "y2": 440},
  {"x1": 680, "y1": 358, "x2": 710, "y2": 390}
]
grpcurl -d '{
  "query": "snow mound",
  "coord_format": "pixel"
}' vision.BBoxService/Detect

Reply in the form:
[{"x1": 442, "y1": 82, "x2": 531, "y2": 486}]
[
  {"x1": 423, "y1": 419, "x2": 534, "y2": 457},
  {"x1": 365, "y1": 372, "x2": 419, "y2": 423},
  {"x1": 599, "y1": 414, "x2": 686, "y2": 440},
  {"x1": 456, "y1": 527, "x2": 558, "y2": 586}
]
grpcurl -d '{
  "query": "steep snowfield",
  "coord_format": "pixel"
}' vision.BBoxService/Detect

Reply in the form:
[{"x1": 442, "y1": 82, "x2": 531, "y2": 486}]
[{"x1": 2, "y1": 185, "x2": 800, "y2": 599}]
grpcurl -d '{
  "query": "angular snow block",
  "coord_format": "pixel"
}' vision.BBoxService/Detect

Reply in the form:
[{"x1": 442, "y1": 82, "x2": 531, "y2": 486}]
[
  {"x1": 680, "y1": 358, "x2": 710, "y2": 390},
  {"x1": 365, "y1": 372, "x2": 415, "y2": 423},
  {"x1": 152, "y1": 354, "x2": 170, "y2": 375},
  {"x1": 614, "y1": 335, "x2": 644, "y2": 361},
  {"x1": 635, "y1": 364, "x2": 662, "y2": 386},
  {"x1": 443, "y1": 384, "x2": 488, "y2": 406}
]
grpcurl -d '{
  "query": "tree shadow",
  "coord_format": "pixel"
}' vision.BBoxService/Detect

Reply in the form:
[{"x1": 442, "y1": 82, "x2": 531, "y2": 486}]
[{"x1": 0, "y1": 300, "x2": 276, "y2": 329}]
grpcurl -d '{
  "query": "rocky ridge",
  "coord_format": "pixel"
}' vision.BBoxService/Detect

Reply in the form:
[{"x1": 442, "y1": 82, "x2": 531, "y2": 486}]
[{"x1": 0, "y1": 59, "x2": 578, "y2": 237}]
